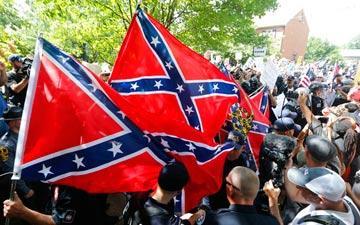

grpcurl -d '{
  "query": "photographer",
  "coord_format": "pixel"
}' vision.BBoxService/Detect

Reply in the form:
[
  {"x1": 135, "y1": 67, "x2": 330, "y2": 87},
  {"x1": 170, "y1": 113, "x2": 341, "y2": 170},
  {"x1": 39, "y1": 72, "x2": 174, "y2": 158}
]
[
  {"x1": 7, "y1": 54, "x2": 32, "y2": 107},
  {"x1": 259, "y1": 124, "x2": 297, "y2": 188}
]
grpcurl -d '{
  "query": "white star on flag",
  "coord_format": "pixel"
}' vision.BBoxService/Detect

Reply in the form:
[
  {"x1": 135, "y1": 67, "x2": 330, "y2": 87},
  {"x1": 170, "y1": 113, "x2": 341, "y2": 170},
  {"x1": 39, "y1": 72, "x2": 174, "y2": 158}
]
[
  {"x1": 72, "y1": 154, "x2": 85, "y2": 169},
  {"x1": 198, "y1": 85, "x2": 205, "y2": 94},
  {"x1": 38, "y1": 164, "x2": 54, "y2": 178},
  {"x1": 194, "y1": 125, "x2": 200, "y2": 130},
  {"x1": 143, "y1": 134, "x2": 151, "y2": 143},
  {"x1": 174, "y1": 196, "x2": 180, "y2": 203},
  {"x1": 161, "y1": 138, "x2": 170, "y2": 148},
  {"x1": 176, "y1": 84, "x2": 184, "y2": 93},
  {"x1": 108, "y1": 141, "x2": 123, "y2": 157},
  {"x1": 232, "y1": 87, "x2": 238, "y2": 93},
  {"x1": 213, "y1": 84, "x2": 219, "y2": 91},
  {"x1": 252, "y1": 124, "x2": 258, "y2": 130},
  {"x1": 165, "y1": 61, "x2": 173, "y2": 70},
  {"x1": 185, "y1": 106, "x2": 194, "y2": 115},
  {"x1": 59, "y1": 56, "x2": 69, "y2": 64},
  {"x1": 88, "y1": 83, "x2": 97, "y2": 92},
  {"x1": 117, "y1": 111, "x2": 126, "y2": 119},
  {"x1": 154, "y1": 80, "x2": 163, "y2": 89},
  {"x1": 261, "y1": 105, "x2": 266, "y2": 110},
  {"x1": 150, "y1": 36, "x2": 161, "y2": 48},
  {"x1": 130, "y1": 82, "x2": 139, "y2": 91},
  {"x1": 186, "y1": 142, "x2": 196, "y2": 152}
]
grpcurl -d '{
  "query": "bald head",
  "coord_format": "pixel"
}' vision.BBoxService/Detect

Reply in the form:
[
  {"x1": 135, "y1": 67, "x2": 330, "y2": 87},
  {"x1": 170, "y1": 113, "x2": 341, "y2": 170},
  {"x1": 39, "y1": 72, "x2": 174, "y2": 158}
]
[{"x1": 227, "y1": 166, "x2": 260, "y2": 202}]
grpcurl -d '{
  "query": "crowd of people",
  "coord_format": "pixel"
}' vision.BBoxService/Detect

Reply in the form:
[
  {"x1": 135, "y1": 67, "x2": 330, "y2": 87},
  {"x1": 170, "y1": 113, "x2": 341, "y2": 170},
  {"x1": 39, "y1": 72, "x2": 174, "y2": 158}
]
[{"x1": 0, "y1": 52, "x2": 360, "y2": 225}]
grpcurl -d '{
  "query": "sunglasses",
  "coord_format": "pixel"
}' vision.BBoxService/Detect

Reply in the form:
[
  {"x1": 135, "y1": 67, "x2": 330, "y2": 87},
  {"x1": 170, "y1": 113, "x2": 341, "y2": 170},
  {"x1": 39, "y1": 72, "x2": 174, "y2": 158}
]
[{"x1": 226, "y1": 180, "x2": 241, "y2": 192}]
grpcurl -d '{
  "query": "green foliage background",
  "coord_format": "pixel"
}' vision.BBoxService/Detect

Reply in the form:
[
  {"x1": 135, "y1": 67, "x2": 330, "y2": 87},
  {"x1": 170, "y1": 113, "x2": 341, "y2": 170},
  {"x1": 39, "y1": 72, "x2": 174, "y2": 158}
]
[
  {"x1": 347, "y1": 34, "x2": 360, "y2": 49},
  {"x1": 0, "y1": 0, "x2": 277, "y2": 65},
  {"x1": 305, "y1": 37, "x2": 343, "y2": 64}
]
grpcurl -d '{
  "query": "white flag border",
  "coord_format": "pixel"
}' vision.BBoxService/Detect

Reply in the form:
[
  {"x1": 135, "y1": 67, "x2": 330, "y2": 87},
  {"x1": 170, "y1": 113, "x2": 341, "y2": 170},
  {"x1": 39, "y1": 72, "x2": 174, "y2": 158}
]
[{"x1": 12, "y1": 38, "x2": 43, "y2": 180}]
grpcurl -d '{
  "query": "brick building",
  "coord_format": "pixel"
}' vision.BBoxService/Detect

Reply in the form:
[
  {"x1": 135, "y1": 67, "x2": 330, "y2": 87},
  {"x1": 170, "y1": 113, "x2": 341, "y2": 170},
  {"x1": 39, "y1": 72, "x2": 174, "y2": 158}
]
[{"x1": 256, "y1": 10, "x2": 309, "y2": 62}]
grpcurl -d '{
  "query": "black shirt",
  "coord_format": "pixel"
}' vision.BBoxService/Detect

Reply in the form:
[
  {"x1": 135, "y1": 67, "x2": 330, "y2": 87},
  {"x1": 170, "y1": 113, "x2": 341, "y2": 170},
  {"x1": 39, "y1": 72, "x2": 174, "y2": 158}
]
[
  {"x1": 144, "y1": 197, "x2": 190, "y2": 225},
  {"x1": 51, "y1": 186, "x2": 110, "y2": 225},
  {"x1": 206, "y1": 204, "x2": 279, "y2": 225},
  {"x1": 7, "y1": 70, "x2": 28, "y2": 107}
]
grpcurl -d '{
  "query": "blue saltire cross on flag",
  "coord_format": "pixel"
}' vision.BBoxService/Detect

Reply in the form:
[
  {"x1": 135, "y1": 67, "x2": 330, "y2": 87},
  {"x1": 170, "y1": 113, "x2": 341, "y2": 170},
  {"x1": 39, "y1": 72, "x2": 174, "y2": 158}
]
[
  {"x1": 13, "y1": 38, "x2": 235, "y2": 212},
  {"x1": 109, "y1": 7, "x2": 239, "y2": 138}
]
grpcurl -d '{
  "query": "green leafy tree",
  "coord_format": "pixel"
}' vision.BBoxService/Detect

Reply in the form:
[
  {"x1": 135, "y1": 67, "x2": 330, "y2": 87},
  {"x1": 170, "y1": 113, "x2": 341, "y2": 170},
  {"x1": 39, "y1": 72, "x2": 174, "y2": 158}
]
[
  {"x1": 305, "y1": 37, "x2": 343, "y2": 63},
  {"x1": 347, "y1": 34, "x2": 360, "y2": 49},
  {"x1": 1, "y1": 0, "x2": 277, "y2": 64},
  {"x1": 0, "y1": 0, "x2": 33, "y2": 63}
]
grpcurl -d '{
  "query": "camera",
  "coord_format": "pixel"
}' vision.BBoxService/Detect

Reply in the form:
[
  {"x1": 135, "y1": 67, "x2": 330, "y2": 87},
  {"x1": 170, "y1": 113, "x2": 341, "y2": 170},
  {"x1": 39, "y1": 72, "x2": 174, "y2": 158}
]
[
  {"x1": 18, "y1": 57, "x2": 33, "y2": 79},
  {"x1": 285, "y1": 90, "x2": 299, "y2": 100},
  {"x1": 260, "y1": 133, "x2": 296, "y2": 187},
  {"x1": 274, "y1": 76, "x2": 287, "y2": 96}
]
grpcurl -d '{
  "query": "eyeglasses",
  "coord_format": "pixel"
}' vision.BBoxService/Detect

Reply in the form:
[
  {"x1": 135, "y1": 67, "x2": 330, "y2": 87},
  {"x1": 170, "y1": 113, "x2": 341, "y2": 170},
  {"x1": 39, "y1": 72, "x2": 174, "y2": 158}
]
[{"x1": 225, "y1": 180, "x2": 241, "y2": 192}]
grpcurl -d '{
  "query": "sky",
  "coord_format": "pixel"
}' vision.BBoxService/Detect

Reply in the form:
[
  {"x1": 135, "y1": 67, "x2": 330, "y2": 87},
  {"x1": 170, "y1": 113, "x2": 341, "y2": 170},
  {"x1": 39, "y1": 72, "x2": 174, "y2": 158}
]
[
  {"x1": 15, "y1": 0, "x2": 359, "y2": 46},
  {"x1": 256, "y1": 0, "x2": 360, "y2": 46}
]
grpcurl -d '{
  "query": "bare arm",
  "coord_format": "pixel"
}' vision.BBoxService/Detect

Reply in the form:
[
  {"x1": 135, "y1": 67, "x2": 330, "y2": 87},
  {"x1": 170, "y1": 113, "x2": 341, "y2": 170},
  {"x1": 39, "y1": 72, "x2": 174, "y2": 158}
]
[
  {"x1": 284, "y1": 159, "x2": 307, "y2": 204},
  {"x1": 263, "y1": 180, "x2": 283, "y2": 225},
  {"x1": 10, "y1": 78, "x2": 28, "y2": 93},
  {"x1": 298, "y1": 93, "x2": 313, "y2": 125},
  {"x1": 346, "y1": 183, "x2": 360, "y2": 209},
  {"x1": 3, "y1": 193, "x2": 56, "y2": 225},
  {"x1": 292, "y1": 124, "x2": 309, "y2": 157},
  {"x1": 336, "y1": 88, "x2": 347, "y2": 99},
  {"x1": 269, "y1": 93, "x2": 277, "y2": 108}
]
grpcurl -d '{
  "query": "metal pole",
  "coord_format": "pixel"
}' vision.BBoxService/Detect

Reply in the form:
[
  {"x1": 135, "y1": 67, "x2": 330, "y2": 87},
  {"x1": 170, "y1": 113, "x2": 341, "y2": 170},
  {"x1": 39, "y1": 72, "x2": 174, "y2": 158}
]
[{"x1": 4, "y1": 179, "x2": 17, "y2": 225}]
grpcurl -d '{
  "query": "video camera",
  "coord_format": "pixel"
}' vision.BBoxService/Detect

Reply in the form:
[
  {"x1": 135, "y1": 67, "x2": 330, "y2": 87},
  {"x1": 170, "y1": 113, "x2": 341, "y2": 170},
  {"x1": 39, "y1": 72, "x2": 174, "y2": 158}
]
[
  {"x1": 17, "y1": 57, "x2": 33, "y2": 79},
  {"x1": 260, "y1": 133, "x2": 296, "y2": 187}
]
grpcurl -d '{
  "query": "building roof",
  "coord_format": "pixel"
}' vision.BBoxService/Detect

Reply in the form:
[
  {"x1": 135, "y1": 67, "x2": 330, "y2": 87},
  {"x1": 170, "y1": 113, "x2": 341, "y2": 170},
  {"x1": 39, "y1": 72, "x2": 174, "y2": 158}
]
[{"x1": 255, "y1": 8, "x2": 306, "y2": 29}]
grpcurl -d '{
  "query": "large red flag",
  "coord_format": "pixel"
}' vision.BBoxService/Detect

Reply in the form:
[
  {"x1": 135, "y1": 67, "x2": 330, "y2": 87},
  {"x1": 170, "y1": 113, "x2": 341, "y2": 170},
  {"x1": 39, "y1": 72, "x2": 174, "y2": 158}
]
[
  {"x1": 249, "y1": 85, "x2": 270, "y2": 119},
  {"x1": 239, "y1": 87, "x2": 270, "y2": 170},
  {"x1": 216, "y1": 85, "x2": 270, "y2": 172},
  {"x1": 13, "y1": 38, "x2": 234, "y2": 212},
  {"x1": 109, "y1": 8, "x2": 238, "y2": 138}
]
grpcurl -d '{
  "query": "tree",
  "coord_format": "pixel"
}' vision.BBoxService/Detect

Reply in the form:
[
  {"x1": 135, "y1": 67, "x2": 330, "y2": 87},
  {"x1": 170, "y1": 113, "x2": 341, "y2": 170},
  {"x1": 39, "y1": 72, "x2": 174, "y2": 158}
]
[
  {"x1": 305, "y1": 37, "x2": 343, "y2": 63},
  {"x1": 0, "y1": 0, "x2": 33, "y2": 64},
  {"x1": 1, "y1": 0, "x2": 278, "y2": 64},
  {"x1": 347, "y1": 34, "x2": 360, "y2": 49}
]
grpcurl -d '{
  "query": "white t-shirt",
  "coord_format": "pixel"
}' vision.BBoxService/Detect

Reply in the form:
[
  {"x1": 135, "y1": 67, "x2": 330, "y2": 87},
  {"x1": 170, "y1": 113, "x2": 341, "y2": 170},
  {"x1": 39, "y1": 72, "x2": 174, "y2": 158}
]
[{"x1": 290, "y1": 197, "x2": 355, "y2": 225}]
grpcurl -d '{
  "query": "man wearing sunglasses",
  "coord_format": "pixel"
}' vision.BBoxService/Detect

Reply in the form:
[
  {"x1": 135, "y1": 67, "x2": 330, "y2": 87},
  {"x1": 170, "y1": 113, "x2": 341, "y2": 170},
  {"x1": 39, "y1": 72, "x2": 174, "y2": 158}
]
[
  {"x1": 288, "y1": 167, "x2": 360, "y2": 225},
  {"x1": 208, "y1": 166, "x2": 280, "y2": 225}
]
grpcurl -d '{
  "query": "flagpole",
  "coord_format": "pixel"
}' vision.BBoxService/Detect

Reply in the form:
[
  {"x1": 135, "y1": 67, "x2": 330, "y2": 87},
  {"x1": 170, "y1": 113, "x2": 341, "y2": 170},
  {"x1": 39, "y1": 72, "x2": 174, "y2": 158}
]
[
  {"x1": 4, "y1": 179, "x2": 16, "y2": 225},
  {"x1": 248, "y1": 85, "x2": 264, "y2": 98},
  {"x1": 5, "y1": 35, "x2": 43, "y2": 225},
  {"x1": 136, "y1": 0, "x2": 142, "y2": 8}
]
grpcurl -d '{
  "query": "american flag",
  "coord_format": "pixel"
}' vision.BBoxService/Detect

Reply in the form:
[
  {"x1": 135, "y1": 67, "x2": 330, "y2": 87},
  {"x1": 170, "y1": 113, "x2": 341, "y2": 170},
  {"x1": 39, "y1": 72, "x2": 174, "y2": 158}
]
[{"x1": 299, "y1": 75, "x2": 311, "y2": 88}]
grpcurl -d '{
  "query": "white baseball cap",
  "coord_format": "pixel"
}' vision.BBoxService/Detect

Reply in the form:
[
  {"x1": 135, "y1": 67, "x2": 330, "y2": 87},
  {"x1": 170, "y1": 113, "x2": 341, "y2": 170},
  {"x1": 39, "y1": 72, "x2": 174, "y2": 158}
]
[{"x1": 287, "y1": 167, "x2": 345, "y2": 202}]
